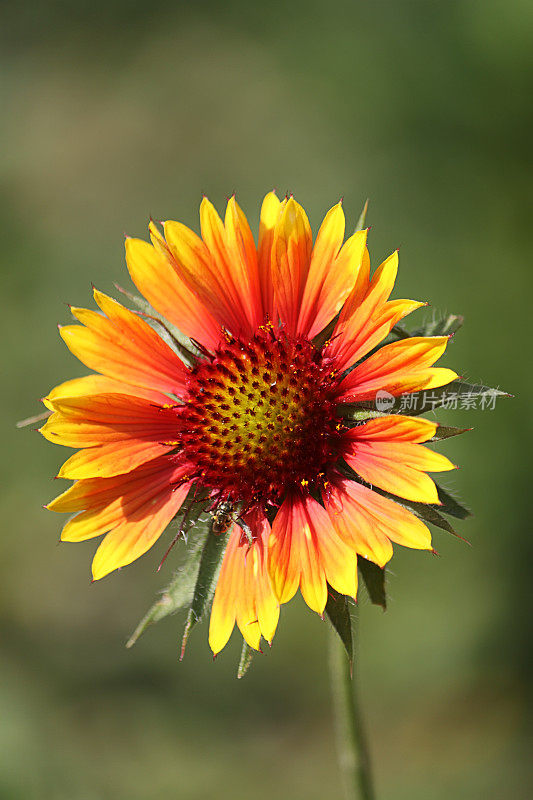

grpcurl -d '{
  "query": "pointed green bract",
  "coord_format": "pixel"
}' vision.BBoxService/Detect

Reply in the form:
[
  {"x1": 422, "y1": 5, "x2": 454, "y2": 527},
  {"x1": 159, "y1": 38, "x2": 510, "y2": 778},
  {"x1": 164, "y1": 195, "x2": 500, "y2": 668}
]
[
  {"x1": 390, "y1": 312, "x2": 463, "y2": 341},
  {"x1": 358, "y1": 559, "x2": 386, "y2": 609},
  {"x1": 354, "y1": 199, "x2": 369, "y2": 233},
  {"x1": 237, "y1": 640, "x2": 255, "y2": 679},
  {"x1": 414, "y1": 312, "x2": 464, "y2": 338},
  {"x1": 180, "y1": 519, "x2": 230, "y2": 658},
  {"x1": 393, "y1": 494, "x2": 467, "y2": 541},
  {"x1": 435, "y1": 483, "x2": 472, "y2": 520},
  {"x1": 325, "y1": 588, "x2": 354, "y2": 664},
  {"x1": 431, "y1": 425, "x2": 472, "y2": 441},
  {"x1": 126, "y1": 520, "x2": 210, "y2": 648}
]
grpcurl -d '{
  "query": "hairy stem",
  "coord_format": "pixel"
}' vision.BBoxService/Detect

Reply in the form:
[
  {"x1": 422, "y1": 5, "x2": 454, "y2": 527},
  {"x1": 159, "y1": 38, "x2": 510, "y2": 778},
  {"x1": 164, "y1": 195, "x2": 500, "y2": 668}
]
[{"x1": 328, "y1": 619, "x2": 376, "y2": 800}]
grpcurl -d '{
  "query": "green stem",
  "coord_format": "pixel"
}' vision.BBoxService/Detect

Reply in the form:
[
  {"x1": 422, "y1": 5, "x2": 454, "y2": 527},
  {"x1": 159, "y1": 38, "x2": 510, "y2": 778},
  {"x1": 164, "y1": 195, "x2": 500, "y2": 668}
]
[{"x1": 328, "y1": 619, "x2": 376, "y2": 800}]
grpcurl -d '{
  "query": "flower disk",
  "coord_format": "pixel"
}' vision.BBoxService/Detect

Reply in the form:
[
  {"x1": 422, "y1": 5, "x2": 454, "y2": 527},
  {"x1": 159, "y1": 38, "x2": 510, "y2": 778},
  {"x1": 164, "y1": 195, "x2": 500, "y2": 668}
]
[{"x1": 179, "y1": 329, "x2": 341, "y2": 506}]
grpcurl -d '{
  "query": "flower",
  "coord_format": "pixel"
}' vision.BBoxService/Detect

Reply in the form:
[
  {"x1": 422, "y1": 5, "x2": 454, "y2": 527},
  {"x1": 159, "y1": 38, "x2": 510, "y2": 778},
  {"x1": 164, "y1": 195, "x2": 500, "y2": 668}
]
[{"x1": 42, "y1": 193, "x2": 458, "y2": 655}]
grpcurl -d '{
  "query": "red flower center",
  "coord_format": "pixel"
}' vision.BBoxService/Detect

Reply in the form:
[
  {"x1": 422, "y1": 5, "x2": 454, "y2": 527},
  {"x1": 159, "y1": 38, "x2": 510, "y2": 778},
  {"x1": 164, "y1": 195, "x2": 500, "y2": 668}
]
[{"x1": 178, "y1": 329, "x2": 342, "y2": 507}]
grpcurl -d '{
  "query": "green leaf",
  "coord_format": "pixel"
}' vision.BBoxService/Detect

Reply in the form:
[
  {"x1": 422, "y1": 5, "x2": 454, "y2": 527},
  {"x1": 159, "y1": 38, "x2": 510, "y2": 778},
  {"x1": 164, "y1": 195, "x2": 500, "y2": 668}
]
[
  {"x1": 126, "y1": 521, "x2": 210, "y2": 648},
  {"x1": 180, "y1": 519, "x2": 230, "y2": 658},
  {"x1": 325, "y1": 588, "x2": 354, "y2": 664},
  {"x1": 237, "y1": 640, "x2": 255, "y2": 679},
  {"x1": 358, "y1": 559, "x2": 386, "y2": 608}
]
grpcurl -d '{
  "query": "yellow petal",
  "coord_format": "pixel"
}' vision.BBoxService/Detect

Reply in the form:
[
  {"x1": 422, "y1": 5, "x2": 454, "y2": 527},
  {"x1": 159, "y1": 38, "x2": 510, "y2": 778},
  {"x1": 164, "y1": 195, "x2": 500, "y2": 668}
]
[
  {"x1": 91, "y1": 482, "x2": 190, "y2": 580},
  {"x1": 43, "y1": 374, "x2": 169, "y2": 410},
  {"x1": 258, "y1": 191, "x2": 284, "y2": 317},
  {"x1": 337, "y1": 336, "x2": 458, "y2": 402},
  {"x1": 125, "y1": 237, "x2": 221, "y2": 350},
  {"x1": 296, "y1": 201, "x2": 346, "y2": 337},
  {"x1": 271, "y1": 197, "x2": 313, "y2": 333},
  {"x1": 60, "y1": 289, "x2": 188, "y2": 397}
]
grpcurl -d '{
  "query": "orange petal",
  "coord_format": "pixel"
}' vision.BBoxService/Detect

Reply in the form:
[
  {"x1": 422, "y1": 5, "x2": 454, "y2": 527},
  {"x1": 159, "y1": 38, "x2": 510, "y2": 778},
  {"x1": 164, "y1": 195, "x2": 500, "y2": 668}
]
[
  {"x1": 344, "y1": 414, "x2": 437, "y2": 442},
  {"x1": 344, "y1": 440, "x2": 454, "y2": 504},
  {"x1": 208, "y1": 525, "x2": 240, "y2": 655},
  {"x1": 249, "y1": 515, "x2": 281, "y2": 646},
  {"x1": 224, "y1": 196, "x2": 263, "y2": 330},
  {"x1": 324, "y1": 482, "x2": 393, "y2": 566},
  {"x1": 271, "y1": 197, "x2": 313, "y2": 334},
  {"x1": 42, "y1": 374, "x2": 169, "y2": 411},
  {"x1": 56, "y1": 441, "x2": 175, "y2": 480},
  {"x1": 304, "y1": 497, "x2": 358, "y2": 601},
  {"x1": 268, "y1": 494, "x2": 304, "y2": 606},
  {"x1": 60, "y1": 464, "x2": 191, "y2": 542},
  {"x1": 125, "y1": 237, "x2": 221, "y2": 350},
  {"x1": 40, "y1": 394, "x2": 180, "y2": 479},
  {"x1": 209, "y1": 510, "x2": 279, "y2": 655},
  {"x1": 47, "y1": 456, "x2": 180, "y2": 513},
  {"x1": 305, "y1": 228, "x2": 369, "y2": 341},
  {"x1": 336, "y1": 336, "x2": 458, "y2": 402},
  {"x1": 339, "y1": 243, "x2": 371, "y2": 315},
  {"x1": 329, "y1": 249, "x2": 396, "y2": 365},
  {"x1": 328, "y1": 247, "x2": 426, "y2": 371},
  {"x1": 296, "y1": 202, "x2": 348, "y2": 337},
  {"x1": 238, "y1": 509, "x2": 280, "y2": 647},
  {"x1": 333, "y1": 298, "x2": 426, "y2": 374},
  {"x1": 197, "y1": 197, "x2": 261, "y2": 334},
  {"x1": 325, "y1": 478, "x2": 432, "y2": 559},
  {"x1": 61, "y1": 289, "x2": 188, "y2": 397},
  {"x1": 91, "y1": 480, "x2": 191, "y2": 580},
  {"x1": 269, "y1": 492, "x2": 357, "y2": 614},
  {"x1": 258, "y1": 191, "x2": 285, "y2": 319},
  {"x1": 46, "y1": 457, "x2": 191, "y2": 562},
  {"x1": 162, "y1": 216, "x2": 245, "y2": 336}
]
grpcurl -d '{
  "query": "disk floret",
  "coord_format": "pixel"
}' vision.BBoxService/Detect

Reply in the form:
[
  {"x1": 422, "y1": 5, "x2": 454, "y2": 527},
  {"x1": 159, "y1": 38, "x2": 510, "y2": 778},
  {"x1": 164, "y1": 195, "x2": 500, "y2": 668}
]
[{"x1": 178, "y1": 330, "x2": 341, "y2": 505}]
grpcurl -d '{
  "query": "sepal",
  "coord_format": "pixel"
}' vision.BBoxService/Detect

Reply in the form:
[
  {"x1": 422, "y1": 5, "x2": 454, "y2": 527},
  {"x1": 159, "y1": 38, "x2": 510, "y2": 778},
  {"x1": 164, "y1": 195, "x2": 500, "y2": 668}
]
[
  {"x1": 126, "y1": 513, "x2": 230, "y2": 657},
  {"x1": 237, "y1": 640, "x2": 255, "y2": 679},
  {"x1": 435, "y1": 483, "x2": 472, "y2": 520},
  {"x1": 126, "y1": 520, "x2": 211, "y2": 648},
  {"x1": 358, "y1": 558, "x2": 387, "y2": 609},
  {"x1": 180, "y1": 517, "x2": 230, "y2": 658},
  {"x1": 394, "y1": 311, "x2": 464, "y2": 338},
  {"x1": 325, "y1": 587, "x2": 354, "y2": 665}
]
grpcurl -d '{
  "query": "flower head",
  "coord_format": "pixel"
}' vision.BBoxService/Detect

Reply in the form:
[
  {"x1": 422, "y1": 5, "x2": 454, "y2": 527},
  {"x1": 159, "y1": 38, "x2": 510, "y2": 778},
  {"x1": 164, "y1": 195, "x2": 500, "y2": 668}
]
[{"x1": 42, "y1": 193, "x2": 458, "y2": 655}]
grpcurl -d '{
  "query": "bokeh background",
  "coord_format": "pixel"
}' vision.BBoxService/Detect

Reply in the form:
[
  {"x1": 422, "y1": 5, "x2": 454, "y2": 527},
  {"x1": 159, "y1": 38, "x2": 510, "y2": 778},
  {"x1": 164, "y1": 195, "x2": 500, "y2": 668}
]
[{"x1": 2, "y1": 1, "x2": 532, "y2": 798}]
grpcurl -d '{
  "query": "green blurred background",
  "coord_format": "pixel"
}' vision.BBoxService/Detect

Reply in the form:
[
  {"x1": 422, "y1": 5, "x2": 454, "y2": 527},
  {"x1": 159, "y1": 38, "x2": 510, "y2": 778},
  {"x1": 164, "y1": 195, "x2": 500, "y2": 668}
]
[{"x1": 2, "y1": 1, "x2": 532, "y2": 798}]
